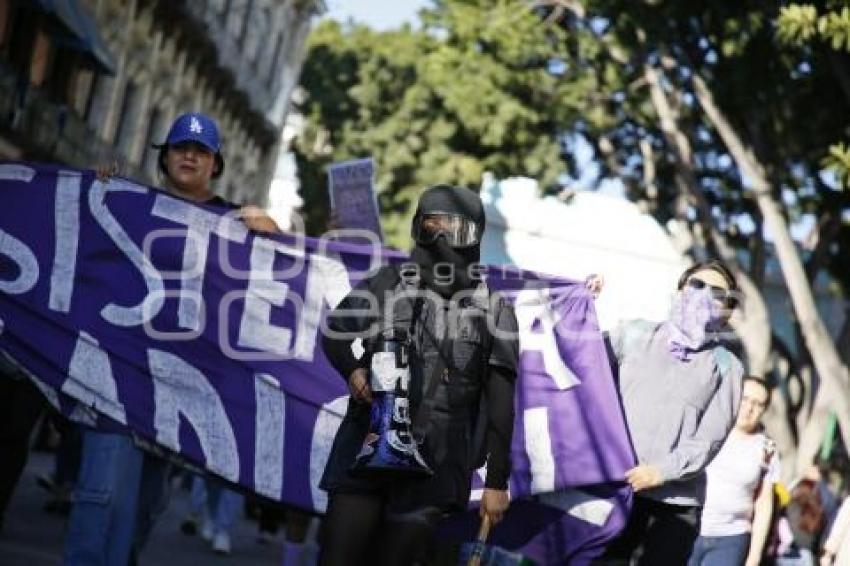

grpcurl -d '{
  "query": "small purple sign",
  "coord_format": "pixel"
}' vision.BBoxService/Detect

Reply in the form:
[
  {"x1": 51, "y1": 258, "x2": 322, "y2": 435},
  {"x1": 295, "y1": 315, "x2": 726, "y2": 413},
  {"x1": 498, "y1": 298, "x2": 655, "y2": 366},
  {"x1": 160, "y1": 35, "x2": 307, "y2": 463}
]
[{"x1": 328, "y1": 157, "x2": 383, "y2": 240}]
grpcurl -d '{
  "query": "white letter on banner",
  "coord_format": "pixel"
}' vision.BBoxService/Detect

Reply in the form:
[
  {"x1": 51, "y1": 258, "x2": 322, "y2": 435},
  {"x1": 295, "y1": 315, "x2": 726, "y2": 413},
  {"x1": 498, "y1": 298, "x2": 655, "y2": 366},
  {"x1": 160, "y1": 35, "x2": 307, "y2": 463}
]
[
  {"x1": 524, "y1": 406, "x2": 556, "y2": 494},
  {"x1": 61, "y1": 331, "x2": 127, "y2": 424},
  {"x1": 89, "y1": 179, "x2": 164, "y2": 326},
  {"x1": 0, "y1": 229, "x2": 38, "y2": 294},
  {"x1": 49, "y1": 172, "x2": 81, "y2": 312},
  {"x1": 238, "y1": 239, "x2": 293, "y2": 356},
  {"x1": 0, "y1": 164, "x2": 38, "y2": 295},
  {"x1": 0, "y1": 164, "x2": 35, "y2": 182},
  {"x1": 151, "y1": 195, "x2": 247, "y2": 331},
  {"x1": 537, "y1": 488, "x2": 615, "y2": 527},
  {"x1": 310, "y1": 395, "x2": 349, "y2": 513},
  {"x1": 294, "y1": 253, "x2": 352, "y2": 362},
  {"x1": 514, "y1": 288, "x2": 580, "y2": 390},
  {"x1": 254, "y1": 373, "x2": 285, "y2": 500},
  {"x1": 148, "y1": 349, "x2": 239, "y2": 481}
]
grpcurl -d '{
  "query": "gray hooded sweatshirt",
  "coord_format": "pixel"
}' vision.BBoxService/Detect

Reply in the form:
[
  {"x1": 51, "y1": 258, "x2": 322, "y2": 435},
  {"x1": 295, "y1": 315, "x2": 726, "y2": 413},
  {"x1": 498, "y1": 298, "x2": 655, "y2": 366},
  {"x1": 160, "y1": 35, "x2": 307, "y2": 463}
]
[{"x1": 609, "y1": 319, "x2": 744, "y2": 507}]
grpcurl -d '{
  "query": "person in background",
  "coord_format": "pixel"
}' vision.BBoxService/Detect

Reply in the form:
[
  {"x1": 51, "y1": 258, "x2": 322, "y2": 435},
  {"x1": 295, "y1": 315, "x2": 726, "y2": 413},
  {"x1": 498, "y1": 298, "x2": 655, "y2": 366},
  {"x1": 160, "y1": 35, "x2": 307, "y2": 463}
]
[
  {"x1": 785, "y1": 478, "x2": 827, "y2": 564},
  {"x1": 820, "y1": 495, "x2": 850, "y2": 566},
  {"x1": 596, "y1": 260, "x2": 745, "y2": 565},
  {"x1": 38, "y1": 418, "x2": 82, "y2": 517},
  {"x1": 63, "y1": 112, "x2": 279, "y2": 566},
  {"x1": 797, "y1": 463, "x2": 840, "y2": 548},
  {"x1": 181, "y1": 474, "x2": 243, "y2": 555},
  {"x1": 0, "y1": 352, "x2": 45, "y2": 534},
  {"x1": 688, "y1": 376, "x2": 780, "y2": 566}
]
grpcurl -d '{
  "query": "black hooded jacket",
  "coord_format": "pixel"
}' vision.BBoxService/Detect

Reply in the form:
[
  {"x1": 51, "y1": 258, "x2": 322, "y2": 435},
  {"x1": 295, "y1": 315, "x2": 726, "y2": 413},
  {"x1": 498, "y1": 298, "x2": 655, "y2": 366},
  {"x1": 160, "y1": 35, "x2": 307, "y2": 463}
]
[{"x1": 319, "y1": 186, "x2": 518, "y2": 511}]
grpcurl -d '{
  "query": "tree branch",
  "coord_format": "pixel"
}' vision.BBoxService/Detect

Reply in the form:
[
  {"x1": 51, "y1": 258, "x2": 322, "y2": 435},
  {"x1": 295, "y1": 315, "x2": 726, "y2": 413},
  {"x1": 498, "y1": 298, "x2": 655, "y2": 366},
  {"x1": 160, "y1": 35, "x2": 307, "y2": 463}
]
[
  {"x1": 643, "y1": 59, "x2": 773, "y2": 377},
  {"x1": 691, "y1": 68, "x2": 850, "y2": 471}
]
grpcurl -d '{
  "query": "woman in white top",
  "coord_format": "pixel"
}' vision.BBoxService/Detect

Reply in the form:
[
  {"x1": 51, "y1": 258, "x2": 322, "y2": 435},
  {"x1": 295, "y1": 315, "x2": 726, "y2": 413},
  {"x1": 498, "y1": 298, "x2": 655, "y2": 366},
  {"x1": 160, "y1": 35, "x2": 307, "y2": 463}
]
[{"x1": 689, "y1": 376, "x2": 780, "y2": 566}]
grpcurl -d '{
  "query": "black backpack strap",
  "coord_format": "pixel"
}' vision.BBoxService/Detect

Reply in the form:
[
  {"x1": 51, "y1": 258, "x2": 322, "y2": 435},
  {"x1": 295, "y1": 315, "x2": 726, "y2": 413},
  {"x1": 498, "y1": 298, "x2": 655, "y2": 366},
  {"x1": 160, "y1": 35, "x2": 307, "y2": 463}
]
[
  {"x1": 382, "y1": 265, "x2": 456, "y2": 443},
  {"x1": 468, "y1": 286, "x2": 500, "y2": 470}
]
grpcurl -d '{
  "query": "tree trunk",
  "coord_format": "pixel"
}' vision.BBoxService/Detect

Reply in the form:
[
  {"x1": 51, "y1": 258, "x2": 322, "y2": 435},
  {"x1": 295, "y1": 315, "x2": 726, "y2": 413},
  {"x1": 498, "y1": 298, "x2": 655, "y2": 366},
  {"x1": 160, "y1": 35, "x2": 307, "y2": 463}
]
[
  {"x1": 796, "y1": 307, "x2": 850, "y2": 471},
  {"x1": 764, "y1": 349, "x2": 800, "y2": 483},
  {"x1": 691, "y1": 71, "x2": 850, "y2": 475},
  {"x1": 749, "y1": 207, "x2": 766, "y2": 288},
  {"x1": 839, "y1": 307, "x2": 850, "y2": 361},
  {"x1": 643, "y1": 62, "x2": 773, "y2": 376}
]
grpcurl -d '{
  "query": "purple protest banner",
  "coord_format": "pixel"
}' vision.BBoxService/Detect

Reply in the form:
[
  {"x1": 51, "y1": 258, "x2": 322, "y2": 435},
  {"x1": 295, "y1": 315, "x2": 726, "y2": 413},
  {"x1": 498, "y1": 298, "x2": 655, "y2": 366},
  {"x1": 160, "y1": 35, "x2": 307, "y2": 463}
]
[{"x1": 0, "y1": 163, "x2": 634, "y2": 563}]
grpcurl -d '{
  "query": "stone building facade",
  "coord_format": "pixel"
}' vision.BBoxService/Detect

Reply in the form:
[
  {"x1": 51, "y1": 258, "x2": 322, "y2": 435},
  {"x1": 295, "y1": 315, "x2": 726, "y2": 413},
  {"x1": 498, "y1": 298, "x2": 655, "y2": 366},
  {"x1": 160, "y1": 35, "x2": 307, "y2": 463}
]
[{"x1": 0, "y1": 0, "x2": 320, "y2": 205}]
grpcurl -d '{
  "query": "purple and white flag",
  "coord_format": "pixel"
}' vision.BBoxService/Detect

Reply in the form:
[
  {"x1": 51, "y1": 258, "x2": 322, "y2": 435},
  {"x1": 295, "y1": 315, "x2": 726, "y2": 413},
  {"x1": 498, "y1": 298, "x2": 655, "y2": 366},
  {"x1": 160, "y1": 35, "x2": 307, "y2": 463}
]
[{"x1": 0, "y1": 163, "x2": 635, "y2": 564}]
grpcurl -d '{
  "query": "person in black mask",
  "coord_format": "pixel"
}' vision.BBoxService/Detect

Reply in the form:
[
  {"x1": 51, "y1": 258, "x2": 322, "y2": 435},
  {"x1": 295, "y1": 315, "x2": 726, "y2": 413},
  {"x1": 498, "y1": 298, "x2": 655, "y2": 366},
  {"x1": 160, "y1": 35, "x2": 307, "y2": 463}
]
[
  {"x1": 408, "y1": 183, "x2": 486, "y2": 297},
  {"x1": 318, "y1": 184, "x2": 519, "y2": 565}
]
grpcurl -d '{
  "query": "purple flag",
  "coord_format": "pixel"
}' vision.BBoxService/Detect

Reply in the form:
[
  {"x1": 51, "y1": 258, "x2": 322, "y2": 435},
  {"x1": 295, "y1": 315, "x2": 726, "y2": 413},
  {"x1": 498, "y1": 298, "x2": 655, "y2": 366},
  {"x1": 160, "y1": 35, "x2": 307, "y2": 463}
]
[
  {"x1": 0, "y1": 163, "x2": 635, "y2": 563},
  {"x1": 441, "y1": 278, "x2": 634, "y2": 564}
]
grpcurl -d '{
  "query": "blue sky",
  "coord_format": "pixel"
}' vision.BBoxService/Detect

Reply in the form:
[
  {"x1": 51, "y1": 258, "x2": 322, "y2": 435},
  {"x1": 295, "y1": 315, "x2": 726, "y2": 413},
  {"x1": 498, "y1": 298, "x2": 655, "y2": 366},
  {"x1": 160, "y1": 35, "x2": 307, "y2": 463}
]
[{"x1": 324, "y1": 0, "x2": 429, "y2": 30}]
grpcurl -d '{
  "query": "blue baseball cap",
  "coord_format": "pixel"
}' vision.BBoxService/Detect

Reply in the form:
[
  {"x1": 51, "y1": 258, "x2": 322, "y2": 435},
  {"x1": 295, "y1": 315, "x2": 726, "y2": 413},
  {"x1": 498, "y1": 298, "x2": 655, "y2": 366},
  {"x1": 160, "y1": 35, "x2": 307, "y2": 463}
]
[{"x1": 161, "y1": 112, "x2": 221, "y2": 153}]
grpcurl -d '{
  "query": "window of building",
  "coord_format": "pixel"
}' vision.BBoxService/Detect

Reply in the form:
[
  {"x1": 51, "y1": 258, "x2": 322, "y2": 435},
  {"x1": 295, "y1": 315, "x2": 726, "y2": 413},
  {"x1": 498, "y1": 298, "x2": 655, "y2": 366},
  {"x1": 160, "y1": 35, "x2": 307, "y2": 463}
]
[
  {"x1": 0, "y1": 0, "x2": 12, "y2": 52},
  {"x1": 248, "y1": 6, "x2": 270, "y2": 67},
  {"x1": 29, "y1": 29, "x2": 53, "y2": 87},
  {"x1": 267, "y1": 32, "x2": 283, "y2": 87},
  {"x1": 141, "y1": 106, "x2": 163, "y2": 178},
  {"x1": 83, "y1": 73, "x2": 100, "y2": 121},
  {"x1": 46, "y1": 50, "x2": 77, "y2": 104},
  {"x1": 69, "y1": 67, "x2": 94, "y2": 116},
  {"x1": 113, "y1": 80, "x2": 138, "y2": 153},
  {"x1": 7, "y1": 8, "x2": 35, "y2": 76},
  {"x1": 239, "y1": 0, "x2": 254, "y2": 47}
]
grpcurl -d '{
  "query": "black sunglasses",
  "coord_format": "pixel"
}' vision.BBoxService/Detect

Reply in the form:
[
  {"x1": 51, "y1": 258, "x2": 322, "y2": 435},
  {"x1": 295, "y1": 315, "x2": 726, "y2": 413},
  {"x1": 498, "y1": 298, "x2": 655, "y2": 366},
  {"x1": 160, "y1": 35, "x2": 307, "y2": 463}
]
[{"x1": 686, "y1": 278, "x2": 739, "y2": 309}]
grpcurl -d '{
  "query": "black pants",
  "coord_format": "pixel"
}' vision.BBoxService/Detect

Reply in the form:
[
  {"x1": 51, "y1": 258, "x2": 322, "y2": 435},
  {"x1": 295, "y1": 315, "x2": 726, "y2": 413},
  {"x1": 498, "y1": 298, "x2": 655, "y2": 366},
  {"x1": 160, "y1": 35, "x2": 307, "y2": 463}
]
[
  {"x1": 596, "y1": 496, "x2": 701, "y2": 566},
  {"x1": 0, "y1": 376, "x2": 45, "y2": 520},
  {"x1": 319, "y1": 491, "x2": 442, "y2": 566}
]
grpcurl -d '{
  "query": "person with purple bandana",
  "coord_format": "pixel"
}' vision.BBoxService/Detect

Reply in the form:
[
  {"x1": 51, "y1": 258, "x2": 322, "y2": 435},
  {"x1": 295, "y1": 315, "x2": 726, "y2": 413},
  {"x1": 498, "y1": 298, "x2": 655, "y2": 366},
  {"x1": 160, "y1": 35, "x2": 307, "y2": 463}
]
[{"x1": 595, "y1": 260, "x2": 745, "y2": 565}]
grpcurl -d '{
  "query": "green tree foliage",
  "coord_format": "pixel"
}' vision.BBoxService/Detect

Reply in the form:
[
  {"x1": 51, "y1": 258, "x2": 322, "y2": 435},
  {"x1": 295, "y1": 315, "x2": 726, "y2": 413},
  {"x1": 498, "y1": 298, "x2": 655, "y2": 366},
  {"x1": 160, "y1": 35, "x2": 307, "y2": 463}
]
[
  {"x1": 777, "y1": 3, "x2": 850, "y2": 51},
  {"x1": 550, "y1": 0, "x2": 850, "y2": 289},
  {"x1": 294, "y1": 1, "x2": 592, "y2": 247},
  {"x1": 823, "y1": 142, "x2": 850, "y2": 188},
  {"x1": 296, "y1": 0, "x2": 849, "y2": 281},
  {"x1": 776, "y1": 2, "x2": 850, "y2": 191}
]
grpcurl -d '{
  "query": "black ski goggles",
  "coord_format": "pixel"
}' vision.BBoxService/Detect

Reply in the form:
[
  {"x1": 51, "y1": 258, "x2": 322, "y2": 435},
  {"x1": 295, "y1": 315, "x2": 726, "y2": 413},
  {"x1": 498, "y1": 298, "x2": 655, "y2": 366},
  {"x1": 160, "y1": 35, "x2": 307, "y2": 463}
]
[{"x1": 412, "y1": 212, "x2": 482, "y2": 248}]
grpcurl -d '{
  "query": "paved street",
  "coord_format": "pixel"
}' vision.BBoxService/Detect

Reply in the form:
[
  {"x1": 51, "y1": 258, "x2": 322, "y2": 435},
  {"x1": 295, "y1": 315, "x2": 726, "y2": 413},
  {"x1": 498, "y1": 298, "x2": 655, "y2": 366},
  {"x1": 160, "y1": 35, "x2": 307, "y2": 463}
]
[{"x1": 0, "y1": 452, "x2": 284, "y2": 566}]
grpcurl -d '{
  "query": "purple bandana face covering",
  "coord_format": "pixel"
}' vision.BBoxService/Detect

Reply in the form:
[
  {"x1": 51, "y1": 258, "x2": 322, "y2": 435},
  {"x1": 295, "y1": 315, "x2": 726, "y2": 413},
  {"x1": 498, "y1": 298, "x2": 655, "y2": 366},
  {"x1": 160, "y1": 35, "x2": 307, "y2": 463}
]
[{"x1": 667, "y1": 286, "x2": 725, "y2": 360}]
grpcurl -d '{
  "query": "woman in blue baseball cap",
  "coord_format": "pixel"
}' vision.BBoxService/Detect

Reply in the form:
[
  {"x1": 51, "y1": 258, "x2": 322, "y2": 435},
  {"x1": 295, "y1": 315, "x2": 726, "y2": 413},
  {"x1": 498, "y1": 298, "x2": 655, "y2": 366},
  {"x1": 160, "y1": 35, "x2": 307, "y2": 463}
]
[
  {"x1": 151, "y1": 112, "x2": 226, "y2": 202},
  {"x1": 98, "y1": 112, "x2": 278, "y2": 232},
  {"x1": 152, "y1": 112, "x2": 278, "y2": 231},
  {"x1": 66, "y1": 112, "x2": 280, "y2": 564}
]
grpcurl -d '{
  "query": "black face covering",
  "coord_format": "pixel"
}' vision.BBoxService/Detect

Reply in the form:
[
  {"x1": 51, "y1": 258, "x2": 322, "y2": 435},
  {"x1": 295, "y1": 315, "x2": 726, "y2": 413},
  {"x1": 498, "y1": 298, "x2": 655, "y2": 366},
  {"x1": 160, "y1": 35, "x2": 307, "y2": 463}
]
[{"x1": 409, "y1": 185, "x2": 484, "y2": 298}]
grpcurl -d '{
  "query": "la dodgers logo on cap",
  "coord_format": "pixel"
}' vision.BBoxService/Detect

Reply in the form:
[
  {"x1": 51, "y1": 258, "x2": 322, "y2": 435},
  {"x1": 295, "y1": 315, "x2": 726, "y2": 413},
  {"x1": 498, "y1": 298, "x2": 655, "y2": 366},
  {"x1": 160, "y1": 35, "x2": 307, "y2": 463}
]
[{"x1": 164, "y1": 112, "x2": 221, "y2": 153}]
